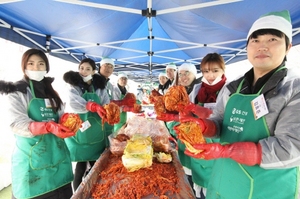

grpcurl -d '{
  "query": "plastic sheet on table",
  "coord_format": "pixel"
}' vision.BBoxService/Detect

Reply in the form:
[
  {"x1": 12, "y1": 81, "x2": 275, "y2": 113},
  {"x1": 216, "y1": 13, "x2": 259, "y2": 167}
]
[{"x1": 109, "y1": 116, "x2": 172, "y2": 155}]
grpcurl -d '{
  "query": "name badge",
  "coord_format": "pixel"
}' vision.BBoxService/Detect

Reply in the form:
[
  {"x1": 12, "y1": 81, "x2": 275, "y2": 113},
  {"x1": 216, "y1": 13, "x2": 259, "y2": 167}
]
[
  {"x1": 251, "y1": 94, "x2": 269, "y2": 120},
  {"x1": 44, "y1": 99, "x2": 52, "y2": 108},
  {"x1": 80, "y1": 120, "x2": 91, "y2": 132}
]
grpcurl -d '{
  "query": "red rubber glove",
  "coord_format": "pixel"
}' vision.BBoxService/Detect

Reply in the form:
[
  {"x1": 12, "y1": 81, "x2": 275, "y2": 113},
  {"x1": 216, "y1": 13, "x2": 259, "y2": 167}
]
[
  {"x1": 179, "y1": 115, "x2": 217, "y2": 137},
  {"x1": 156, "y1": 109, "x2": 195, "y2": 122},
  {"x1": 184, "y1": 103, "x2": 212, "y2": 118},
  {"x1": 184, "y1": 142, "x2": 262, "y2": 166},
  {"x1": 149, "y1": 89, "x2": 163, "y2": 103},
  {"x1": 111, "y1": 99, "x2": 135, "y2": 107},
  {"x1": 156, "y1": 113, "x2": 179, "y2": 122},
  {"x1": 151, "y1": 89, "x2": 162, "y2": 97},
  {"x1": 111, "y1": 93, "x2": 136, "y2": 107},
  {"x1": 86, "y1": 101, "x2": 106, "y2": 118},
  {"x1": 29, "y1": 121, "x2": 75, "y2": 139}
]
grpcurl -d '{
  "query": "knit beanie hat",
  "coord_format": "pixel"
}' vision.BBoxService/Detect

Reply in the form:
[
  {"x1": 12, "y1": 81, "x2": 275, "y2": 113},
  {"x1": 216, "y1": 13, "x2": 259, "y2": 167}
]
[
  {"x1": 178, "y1": 63, "x2": 197, "y2": 77},
  {"x1": 158, "y1": 72, "x2": 168, "y2": 78},
  {"x1": 247, "y1": 10, "x2": 292, "y2": 43},
  {"x1": 166, "y1": 63, "x2": 177, "y2": 70},
  {"x1": 118, "y1": 73, "x2": 128, "y2": 79},
  {"x1": 100, "y1": 57, "x2": 115, "y2": 67}
]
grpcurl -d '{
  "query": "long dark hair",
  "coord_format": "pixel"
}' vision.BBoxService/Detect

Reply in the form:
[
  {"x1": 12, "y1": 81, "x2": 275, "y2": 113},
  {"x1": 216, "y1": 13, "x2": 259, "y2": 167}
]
[{"x1": 22, "y1": 49, "x2": 63, "y2": 113}]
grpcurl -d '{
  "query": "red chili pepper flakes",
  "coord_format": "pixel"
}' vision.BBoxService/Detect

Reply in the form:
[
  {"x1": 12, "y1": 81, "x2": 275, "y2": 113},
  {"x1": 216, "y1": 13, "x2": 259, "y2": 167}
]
[{"x1": 91, "y1": 154, "x2": 180, "y2": 199}]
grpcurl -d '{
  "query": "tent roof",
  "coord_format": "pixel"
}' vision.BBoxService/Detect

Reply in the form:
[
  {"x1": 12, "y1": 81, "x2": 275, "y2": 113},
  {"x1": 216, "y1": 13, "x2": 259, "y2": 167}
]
[{"x1": 1, "y1": 0, "x2": 300, "y2": 82}]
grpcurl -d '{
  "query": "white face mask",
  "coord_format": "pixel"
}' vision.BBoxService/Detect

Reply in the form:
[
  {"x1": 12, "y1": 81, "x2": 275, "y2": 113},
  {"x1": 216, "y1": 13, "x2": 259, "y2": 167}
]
[
  {"x1": 202, "y1": 76, "x2": 222, "y2": 85},
  {"x1": 80, "y1": 74, "x2": 92, "y2": 82},
  {"x1": 25, "y1": 70, "x2": 47, "y2": 81}
]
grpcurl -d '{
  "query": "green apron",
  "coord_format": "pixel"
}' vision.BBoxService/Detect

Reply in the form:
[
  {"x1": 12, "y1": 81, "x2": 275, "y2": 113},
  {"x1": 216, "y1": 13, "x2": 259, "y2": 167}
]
[
  {"x1": 65, "y1": 90, "x2": 112, "y2": 161},
  {"x1": 167, "y1": 121, "x2": 191, "y2": 170},
  {"x1": 206, "y1": 74, "x2": 298, "y2": 199},
  {"x1": 12, "y1": 80, "x2": 73, "y2": 199},
  {"x1": 190, "y1": 103, "x2": 220, "y2": 187},
  {"x1": 191, "y1": 138, "x2": 219, "y2": 187},
  {"x1": 113, "y1": 93, "x2": 127, "y2": 132}
]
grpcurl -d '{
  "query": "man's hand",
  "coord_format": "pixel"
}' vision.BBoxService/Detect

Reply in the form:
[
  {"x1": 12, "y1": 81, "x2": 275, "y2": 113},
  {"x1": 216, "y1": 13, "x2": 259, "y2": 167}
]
[{"x1": 184, "y1": 142, "x2": 262, "y2": 166}]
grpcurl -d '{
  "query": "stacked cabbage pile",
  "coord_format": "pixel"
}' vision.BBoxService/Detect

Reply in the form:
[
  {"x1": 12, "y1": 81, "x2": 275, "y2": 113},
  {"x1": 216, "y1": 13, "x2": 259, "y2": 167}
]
[{"x1": 122, "y1": 134, "x2": 153, "y2": 172}]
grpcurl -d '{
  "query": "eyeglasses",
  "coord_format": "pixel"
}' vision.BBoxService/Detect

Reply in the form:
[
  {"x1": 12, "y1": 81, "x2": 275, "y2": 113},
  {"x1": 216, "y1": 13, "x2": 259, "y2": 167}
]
[
  {"x1": 102, "y1": 63, "x2": 114, "y2": 69},
  {"x1": 178, "y1": 71, "x2": 190, "y2": 78}
]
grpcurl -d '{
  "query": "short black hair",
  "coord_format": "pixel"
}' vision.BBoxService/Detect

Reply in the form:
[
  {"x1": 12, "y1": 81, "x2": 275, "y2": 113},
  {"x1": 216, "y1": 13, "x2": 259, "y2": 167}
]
[{"x1": 247, "y1": 29, "x2": 290, "y2": 50}]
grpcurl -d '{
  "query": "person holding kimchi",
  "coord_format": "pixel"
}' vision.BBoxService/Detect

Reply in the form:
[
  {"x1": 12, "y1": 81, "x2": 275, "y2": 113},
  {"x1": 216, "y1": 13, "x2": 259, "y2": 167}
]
[
  {"x1": 181, "y1": 10, "x2": 300, "y2": 199},
  {"x1": 157, "y1": 57, "x2": 226, "y2": 198},
  {"x1": 63, "y1": 58, "x2": 133, "y2": 191},
  {"x1": 188, "y1": 53, "x2": 226, "y2": 199},
  {"x1": 111, "y1": 73, "x2": 137, "y2": 132},
  {"x1": 0, "y1": 49, "x2": 76, "y2": 199},
  {"x1": 63, "y1": 58, "x2": 112, "y2": 191},
  {"x1": 156, "y1": 62, "x2": 204, "y2": 190}
]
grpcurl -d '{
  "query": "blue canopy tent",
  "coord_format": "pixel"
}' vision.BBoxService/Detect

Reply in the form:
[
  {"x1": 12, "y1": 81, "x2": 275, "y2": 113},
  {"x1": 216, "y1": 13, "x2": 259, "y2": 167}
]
[{"x1": 0, "y1": 0, "x2": 300, "y2": 82}]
